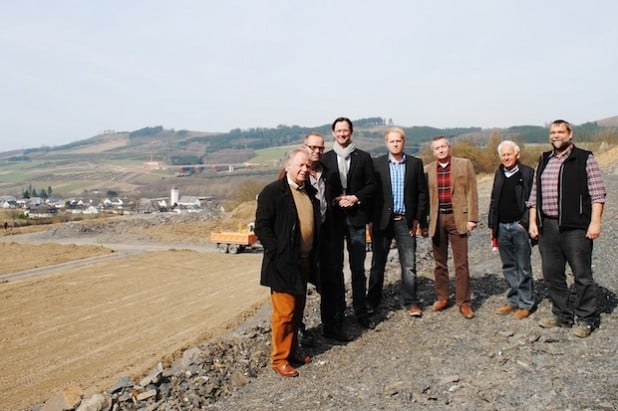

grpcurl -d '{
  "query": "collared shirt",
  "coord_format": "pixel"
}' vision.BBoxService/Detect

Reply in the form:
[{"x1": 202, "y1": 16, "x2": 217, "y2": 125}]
[
  {"x1": 286, "y1": 176, "x2": 303, "y2": 191},
  {"x1": 527, "y1": 145, "x2": 607, "y2": 216},
  {"x1": 308, "y1": 165, "x2": 327, "y2": 224},
  {"x1": 389, "y1": 154, "x2": 406, "y2": 215},
  {"x1": 503, "y1": 164, "x2": 519, "y2": 178},
  {"x1": 437, "y1": 160, "x2": 453, "y2": 212}
]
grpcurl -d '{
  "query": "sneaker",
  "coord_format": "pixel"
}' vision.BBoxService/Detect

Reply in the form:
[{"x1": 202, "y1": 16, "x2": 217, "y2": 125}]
[
  {"x1": 513, "y1": 309, "x2": 530, "y2": 319},
  {"x1": 538, "y1": 317, "x2": 571, "y2": 329},
  {"x1": 495, "y1": 304, "x2": 516, "y2": 315},
  {"x1": 572, "y1": 323, "x2": 593, "y2": 338}
]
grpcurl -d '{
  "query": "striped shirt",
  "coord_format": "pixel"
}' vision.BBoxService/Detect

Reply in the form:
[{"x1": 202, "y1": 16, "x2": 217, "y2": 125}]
[
  {"x1": 527, "y1": 145, "x2": 606, "y2": 216},
  {"x1": 389, "y1": 154, "x2": 406, "y2": 215}
]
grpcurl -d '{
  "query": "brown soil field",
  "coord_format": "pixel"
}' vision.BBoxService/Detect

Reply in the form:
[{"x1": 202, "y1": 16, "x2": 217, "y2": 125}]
[
  {"x1": 0, "y1": 242, "x2": 112, "y2": 275},
  {"x1": 0, "y1": 240, "x2": 266, "y2": 410}
]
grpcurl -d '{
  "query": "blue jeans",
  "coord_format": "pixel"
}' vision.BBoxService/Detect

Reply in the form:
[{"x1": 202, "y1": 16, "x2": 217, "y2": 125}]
[
  {"x1": 368, "y1": 219, "x2": 418, "y2": 308},
  {"x1": 497, "y1": 222, "x2": 534, "y2": 310},
  {"x1": 538, "y1": 218, "x2": 598, "y2": 326}
]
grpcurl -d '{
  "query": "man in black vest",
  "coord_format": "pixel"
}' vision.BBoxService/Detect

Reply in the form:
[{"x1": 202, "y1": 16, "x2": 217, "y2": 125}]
[
  {"x1": 528, "y1": 119, "x2": 606, "y2": 338},
  {"x1": 488, "y1": 140, "x2": 535, "y2": 319}
]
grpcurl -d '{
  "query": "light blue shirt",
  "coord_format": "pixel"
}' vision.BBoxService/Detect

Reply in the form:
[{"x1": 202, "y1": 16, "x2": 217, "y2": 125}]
[{"x1": 389, "y1": 154, "x2": 406, "y2": 215}]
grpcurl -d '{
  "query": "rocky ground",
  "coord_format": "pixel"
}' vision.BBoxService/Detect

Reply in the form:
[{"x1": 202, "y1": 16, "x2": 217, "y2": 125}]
[{"x1": 55, "y1": 166, "x2": 618, "y2": 411}]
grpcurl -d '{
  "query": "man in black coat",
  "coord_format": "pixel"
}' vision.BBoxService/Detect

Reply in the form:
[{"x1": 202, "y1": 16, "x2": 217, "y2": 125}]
[
  {"x1": 367, "y1": 127, "x2": 428, "y2": 317},
  {"x1": 488, "y1": 140, "x2": 535, "y2": 319},
  {"x1": 320, "y1": 117, "x2": 376, "y2": 337},
  {"x1": 255, "y1": 148, "x2": 320, "y2": 377}
]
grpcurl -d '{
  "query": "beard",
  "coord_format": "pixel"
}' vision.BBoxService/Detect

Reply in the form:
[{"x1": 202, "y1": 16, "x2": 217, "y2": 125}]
[{"x1": 553, "y1": 140, "x2": 572, "y2": 154}]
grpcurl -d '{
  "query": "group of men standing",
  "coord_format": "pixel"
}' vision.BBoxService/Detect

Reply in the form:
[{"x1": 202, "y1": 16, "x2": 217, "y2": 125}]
[{"x1": 255, "y1": 117, "x2": 606, "y2": 377}]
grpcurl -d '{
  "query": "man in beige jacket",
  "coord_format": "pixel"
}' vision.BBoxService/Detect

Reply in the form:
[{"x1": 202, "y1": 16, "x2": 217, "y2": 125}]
[{"x1": 425, "y1": 136, "x2": 479, "y2": 319}]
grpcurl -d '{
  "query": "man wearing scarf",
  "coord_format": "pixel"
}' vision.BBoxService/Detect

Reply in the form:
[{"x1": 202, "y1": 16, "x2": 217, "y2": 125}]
[{"x1": 320, "y1": 117, "x2": 376, "y2": 340}]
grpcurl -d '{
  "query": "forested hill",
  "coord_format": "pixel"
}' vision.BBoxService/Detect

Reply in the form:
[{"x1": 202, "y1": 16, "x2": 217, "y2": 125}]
[{"x1": 7, "y1": 116, "x2": 617, "y2": 166}]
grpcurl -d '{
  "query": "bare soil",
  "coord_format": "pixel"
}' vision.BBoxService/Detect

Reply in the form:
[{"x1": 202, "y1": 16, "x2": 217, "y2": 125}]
[{"x1": 0, "y1": 207, "x2": 266, "y2": 411}]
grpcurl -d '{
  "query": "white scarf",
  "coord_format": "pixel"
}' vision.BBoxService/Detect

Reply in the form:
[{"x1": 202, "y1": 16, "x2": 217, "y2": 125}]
[{"x1": 333, "y1": 141, "x2": 356, "y2": 191}]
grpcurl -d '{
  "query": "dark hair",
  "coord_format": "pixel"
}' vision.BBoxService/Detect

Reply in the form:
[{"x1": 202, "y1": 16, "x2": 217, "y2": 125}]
[
  {"x1": 331, "y1": 117, "x2": 353, "y2": 132},
  {"x1": 551, "y1": 119, "x2": 572, "y2": 133}
]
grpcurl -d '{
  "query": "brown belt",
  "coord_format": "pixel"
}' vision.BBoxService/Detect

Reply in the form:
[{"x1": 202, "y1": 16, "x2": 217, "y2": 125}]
[{"x1": 392, "y1": 214, "x2": 405, "y2": 221}]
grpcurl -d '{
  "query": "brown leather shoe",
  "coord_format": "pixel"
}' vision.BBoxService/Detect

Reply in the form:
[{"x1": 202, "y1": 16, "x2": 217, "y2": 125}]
[
  {"x1": 289, "y1": 353, "x2": 312, "y2": 365},
  {"x1": 513, "y1": 309, "x2": 530, "y2": 319},
  {"x1": 459, "y1": 304, "x2": 475, "y2": 319},
  {"x1": 272, "y1": 363, "x2": 299, "y2": 377},
  {"x1": 432, "y1": 299, "x2": 449, "y2": 312},
  {"x1": 408, "y1": 305, "x2": 423, "y2": 317},
  {"x1": 496, "y1": 304, "x2": 516, "y2": 315}
]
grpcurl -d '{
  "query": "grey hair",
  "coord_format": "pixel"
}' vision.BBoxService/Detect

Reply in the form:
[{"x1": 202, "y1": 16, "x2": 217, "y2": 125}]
[
  {"x1": 497, "y1": 140, "x2": 520, "y2": 155},
  {"x1": 286, "y1": 147, "x2": 309, "y2": 164}
]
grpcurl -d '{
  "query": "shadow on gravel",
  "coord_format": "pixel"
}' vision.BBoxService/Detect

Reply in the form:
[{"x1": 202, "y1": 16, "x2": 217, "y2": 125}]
[
  {"x1": 535, "y1": 279, "x2": 618, "y2": 314},
  {"x1": 596, "y1": 285, "x2": 618, "y2": 313},
  {"x1": 302, "y1": 271, "x2": 617, "y2": 362}
]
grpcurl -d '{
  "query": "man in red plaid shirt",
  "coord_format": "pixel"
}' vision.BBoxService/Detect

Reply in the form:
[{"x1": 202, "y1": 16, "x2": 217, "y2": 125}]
[
  {"x1": 425, "y1": 136, "x2": 479, "y2": 319},
  {"x1": 528, "y1": 119, "x2": 606, "y2": 338}
]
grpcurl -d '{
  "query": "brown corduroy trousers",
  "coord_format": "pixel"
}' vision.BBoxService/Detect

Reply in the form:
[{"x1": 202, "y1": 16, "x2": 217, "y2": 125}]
[{"x1": 431, "y1": 213, "x2": 471, "y2": 307}]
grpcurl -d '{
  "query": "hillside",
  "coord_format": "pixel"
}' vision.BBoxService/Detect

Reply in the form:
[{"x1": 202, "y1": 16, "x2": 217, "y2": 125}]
[
  {"x1": 597, "y1": 115, "x2": 618, "y2": 128},
  {"x1": 0, "y1": 117, "x2": 616, "y2": 201}
]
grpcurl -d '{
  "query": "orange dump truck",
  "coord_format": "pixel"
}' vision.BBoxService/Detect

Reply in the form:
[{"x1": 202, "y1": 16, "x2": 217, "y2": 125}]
[{"x1": 209, "y1": 223, "x2": 259, "y2": 254}]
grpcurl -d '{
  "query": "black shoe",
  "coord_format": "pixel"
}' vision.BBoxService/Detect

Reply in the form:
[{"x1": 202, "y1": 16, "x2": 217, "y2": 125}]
[
  {"x1": 366, "y1": 303, "x2": 376, "y2": 314},
  {"x1": 323, "y1": 326, "x2": 351, "y2": 342},
  {"x1": 299, "y1": 329, "x2": 315, "y2": 347},
  {"x1": 358, "y1": 316, "x2": 376, "y2": 330}
]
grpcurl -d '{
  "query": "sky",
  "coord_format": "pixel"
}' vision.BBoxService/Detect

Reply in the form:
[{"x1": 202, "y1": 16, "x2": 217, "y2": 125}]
[{"x1": 1, "y1": 0, "x2": 617, "y2": 153}]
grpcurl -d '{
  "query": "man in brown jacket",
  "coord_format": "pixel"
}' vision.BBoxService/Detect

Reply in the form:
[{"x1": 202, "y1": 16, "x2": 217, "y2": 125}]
[{"x1": 425, "y1": 136, "x2": 479, "y2": 319}]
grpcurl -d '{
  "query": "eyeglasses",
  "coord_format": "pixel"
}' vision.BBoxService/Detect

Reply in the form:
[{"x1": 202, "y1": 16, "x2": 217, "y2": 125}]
[{"x1": 305, "y1": 144, "x2": 325, "y2": 152}]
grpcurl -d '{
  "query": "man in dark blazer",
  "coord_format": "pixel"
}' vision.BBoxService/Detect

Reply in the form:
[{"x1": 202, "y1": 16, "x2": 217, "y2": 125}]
[
  {"x1": 255, "y1": 148, "x2": 320, "y2": 377},
  {"x1": 320, "y1": 117, "x2": 376, "y2": 338},
  {"x1": 367, "y1": 127, "x2": 428, "y2": 317}
]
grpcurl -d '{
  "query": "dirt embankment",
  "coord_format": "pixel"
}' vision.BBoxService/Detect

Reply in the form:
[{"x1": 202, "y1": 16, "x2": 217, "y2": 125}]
[{"x1": 0, "y1": 203, "x2": 264, "y2": 411}]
